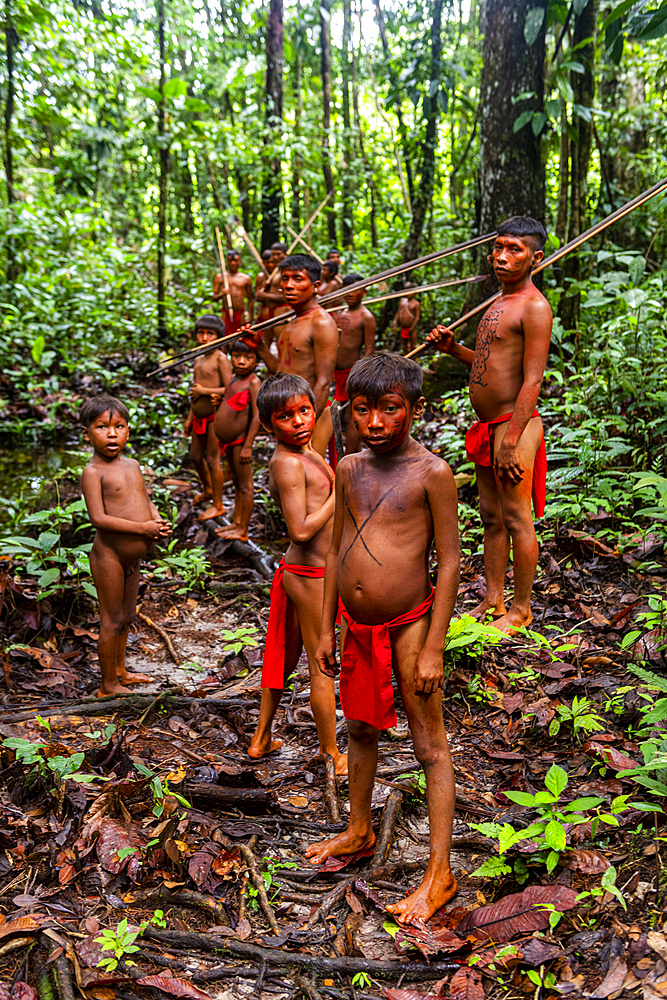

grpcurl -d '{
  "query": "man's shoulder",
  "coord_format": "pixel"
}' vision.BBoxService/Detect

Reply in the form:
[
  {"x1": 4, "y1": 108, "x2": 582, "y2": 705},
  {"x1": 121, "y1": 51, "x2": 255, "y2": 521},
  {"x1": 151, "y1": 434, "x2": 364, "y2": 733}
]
[{"x1": 312, "y1": 306, "x2": 338, "y2": 336}]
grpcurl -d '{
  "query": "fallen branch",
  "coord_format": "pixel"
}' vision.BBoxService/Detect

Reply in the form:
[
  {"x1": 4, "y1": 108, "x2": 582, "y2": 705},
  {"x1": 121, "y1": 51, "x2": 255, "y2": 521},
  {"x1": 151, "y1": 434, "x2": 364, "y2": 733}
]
[
  {"x1": 131, "y1": 888, "x2": 230, "y2": 926},
  {"x1": 239, "y1": 839, "x2": 281, "y2": 934},
  {"x1": 187, "y1": 783, "x2": 276, "y2": 806},
  {"x1": 137, "y1": 612, "x2": 181, "y2": 665},
  {"x1": 371, "y1": 788, "x2": 402, "y2": 868},
  {"x1": 309, "y1": 754, "x2": 341, "y2": 824},
  {"x1": 303, "y1": 859, "x2": 427, "y2": 929},
  {"x1": 0, "y1": 693, "x2": 253, "y2": 724},
  {"x1": 144, "y1": 926, "x2": 459, "y2": 978}
]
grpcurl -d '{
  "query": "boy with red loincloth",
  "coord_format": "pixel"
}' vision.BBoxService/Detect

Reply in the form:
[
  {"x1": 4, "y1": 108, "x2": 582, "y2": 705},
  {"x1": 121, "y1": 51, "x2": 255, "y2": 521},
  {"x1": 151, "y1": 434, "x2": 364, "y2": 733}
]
[
  {"x1": 333, "y1": 272, "x2": 376, "y2": 454},
  {"x1": 242, "y1": 254, "x2": 338, "y2": 461},
  {"x1": 213, "y1": 340, "x2": 261, "y2": 542},
  {"x1": 183, "y1": 316, "x2": 231, "y2": 521},
  {"x1": 426, "y1": 216, "x2": 552, "y2": 633},
  {"x1": 392, "y1": 283, "x2": 420, "y2": 355},
  {"x1": 80, "y1": 395, "x2": 171, "y2": 696},
  {"x1": 247, "y1": 374, "x2": 346, "y2": 775},
  {"x1": 213, "y1": 249, "x2": 254, "y2": 336},
  {"x1": 305, "y1": 353, "x2": 460, "y2": 924}
]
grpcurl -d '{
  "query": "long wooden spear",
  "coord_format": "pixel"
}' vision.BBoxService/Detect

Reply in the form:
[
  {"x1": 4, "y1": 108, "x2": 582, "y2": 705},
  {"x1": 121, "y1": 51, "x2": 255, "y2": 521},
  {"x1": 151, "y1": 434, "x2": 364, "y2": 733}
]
[
  {"x1": 406, "y1": 175, "x2": 667, "y2": 359},
  {"x1": 265, "y1": 191, "x2": 333, "y2": 284},
  {"x1": 233, "y1": 219, "x2": 269, "y2": 276},
  {"x1": 360, "y1": 274, "x2": 485, "y2": 307},
  {"x1": 215, "y1": 226, "x2": 234, "y2": 324},
  {"x1": 286, "y1": 225, "x2": 324, "y2": 263}
]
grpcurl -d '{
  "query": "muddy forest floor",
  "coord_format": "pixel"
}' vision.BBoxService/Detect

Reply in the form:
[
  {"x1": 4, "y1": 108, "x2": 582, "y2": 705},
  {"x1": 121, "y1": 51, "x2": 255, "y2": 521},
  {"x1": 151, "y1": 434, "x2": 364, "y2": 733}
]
[{"x1": 1, "y1": 419, "x2": 667, "y2": 1000}]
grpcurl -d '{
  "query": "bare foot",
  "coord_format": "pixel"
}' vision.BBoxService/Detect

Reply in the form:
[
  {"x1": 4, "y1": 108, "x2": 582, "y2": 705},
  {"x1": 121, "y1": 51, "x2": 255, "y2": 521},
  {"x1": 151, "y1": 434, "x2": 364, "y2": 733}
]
[
  {"x1": 490, "y1": 608, "x2": 533, "y2": 634},
  {"x1": 98, "y1": 681, "x2": 133, "y2": 697},
  {"x1": 198, "y1": 504, "x2": 227, "y2": 521},
  {"x1": 192, "y1": 491, "x2": 212, "y2": 504},
  {"x1": 386, "y1": 868, "x2": 458, "y2": 924},
  {"x1": 305, "y1": 826, "x2": 375, "y2": 866},
  {"x1": 117, "y1": 670, "x2": 153, "y2": 685},
  {"x1": 248, "y1": 736, "x2": 283, "y2": 759},
  {"x1": 469, "y1": 596, "x2": 506, "y2": 620},
  {"x1": 333, "y1": 752, "x2": 348, "y2": 777},
  {"x1": 214, "y1": 523, "x2": 239, "y2": 537},
  {"x1": 220, "y1": 526, "x2": 249, "y2": 541}
]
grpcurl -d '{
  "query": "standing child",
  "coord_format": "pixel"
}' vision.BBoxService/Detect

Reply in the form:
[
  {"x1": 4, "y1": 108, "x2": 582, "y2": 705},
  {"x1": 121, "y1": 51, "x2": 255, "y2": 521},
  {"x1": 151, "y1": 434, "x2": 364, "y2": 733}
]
[
  {"x1": 183, "y1": 315, "x2": 231, "y2": 521},
  {"x1": 213, "y1": 340, "x2": 262, "y2": 542},
  {"x1": 213, "y1": 250, "x2": 254, "y2": 336},
  {"x1": 334, "y1": 272, "x2": 376, "y2": 454},
  {"x1": 248, "y1": 373, "x2": 347, "y2": 776},
  {"x1": 80, "y1": 395, "x2": 171, "y2": 697},
  {"x1": 392, "y1": 284, "x2": 420, "y2": 355},
  {"x1": 305, "y1": 353, "x2": 460, "y2": 924}
]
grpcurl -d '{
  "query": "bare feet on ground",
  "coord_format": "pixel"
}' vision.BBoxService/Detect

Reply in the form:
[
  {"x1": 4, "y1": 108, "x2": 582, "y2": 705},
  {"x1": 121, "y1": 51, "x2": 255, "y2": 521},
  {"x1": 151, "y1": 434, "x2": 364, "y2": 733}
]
[
  {"x1": 218, "y1": 526, "x2": 249, "y2": 541},
  {"x1": 117, "y1": 670, "x2": 153, "y2": 685},
  {"x1": 192, "y1": 491, "x2": 212, "y2": 504},
  {"x1": 333, "y1": 752, "x2": 348, "y2": 777},
  {"x1": 214, "y1": 523, "x2": 240, "y2": 537},
  {"x1": 248, "y1": 736, "x2": 284, "y2": 759},
  {"x1": 469, "y1": 596, "x2": 506, "y2": 620},
  {"x1": 305, "y1": 826, "x2": 375, "y2": 866},
  {"x1": 386, "y1": 869, "x2": 458, "y2": 924},
  {"x1": 490, "y1": 608, "x2": 532, "y2": 634},
  {"x1": 98, "y1": 681, "x2": 133, "y2": 697},
  {"x1": 198, "y1": 504, "x2": 227, "y2": 521}
]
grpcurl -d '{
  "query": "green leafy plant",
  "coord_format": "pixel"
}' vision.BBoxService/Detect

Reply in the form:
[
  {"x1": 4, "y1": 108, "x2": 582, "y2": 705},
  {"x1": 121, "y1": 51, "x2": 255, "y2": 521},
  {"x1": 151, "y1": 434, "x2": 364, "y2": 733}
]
[
  {"x1": 2, "y1": 737, "x2": 97, "y2": 786},
  {"x1": 153, "y1": 541, "x2": 211, "y2": 594},
  {"x1": 548, "y1": 695, "x2": 606, "y2": 739},
  {"x1": 95, "y1": 919, "x2": 145, "y2": 972},
  {"x1": 444, "y1": 614, "x2": 507, "y2": 661},
  {"x1": 575, "y1": 864, "x2": 627, "y2": 910},
  {"x1": 618, "y1": 736, "x2": 667, "y2": 810},
  {"x1": 151, "y1": 909, "x2": 167, "y2": 928},
  {"x1": 220, "y1": 624, "x2": 261, "y2": 656},
  {"x1": 246, "y1": 858, "x2": 301, "y2": 909},
  {"x1": 351, "y1": 972, "x2": 372, "y2": 989}
]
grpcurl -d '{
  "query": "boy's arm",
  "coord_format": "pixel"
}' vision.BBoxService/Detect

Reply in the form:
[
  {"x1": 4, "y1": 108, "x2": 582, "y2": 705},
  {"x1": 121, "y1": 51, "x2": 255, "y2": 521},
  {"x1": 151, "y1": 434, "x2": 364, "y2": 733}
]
[
  {"x1": 212, "y1": 273, "x2": 223, "y2": 301},
  {"x1": 494, "y1": 297, "x2": 552, "y2": 484},
  {"x1": 363, "y1": 312, "x2": 376, "y2": 357},
  {"x1": 218, "y1": 351, "x2": 232, "y2": 388},
  {"x1": 184, "y1": 405, "x2": 194, "y2": 434},
  {"x1": 245, "y1": 275, "x2": 254, "y2": 317},
  {"x1": 81, "y1": 467, "x2": 167, "y2": 539},
  {"x1": 311, "y1": 312, "x2": 339, "y2": 417},
  {"x1": 415, "y1": 462, "x2": 460, "y2": 695},
  {"x1": 425, "y1": 324, "x2": 474, "y2": 369},
  {"x1": 240, "y1": 377, "x2": 262, "y2": 464},
  {"x1": 411, "y1": 302, "x2": 421, "y2": 331},
  {"x1": 273, "y1": 455, "x2": 335, "y2": 543},
  {"x1": 315, "y1": 467, "x2": 345, "y2": 678}
]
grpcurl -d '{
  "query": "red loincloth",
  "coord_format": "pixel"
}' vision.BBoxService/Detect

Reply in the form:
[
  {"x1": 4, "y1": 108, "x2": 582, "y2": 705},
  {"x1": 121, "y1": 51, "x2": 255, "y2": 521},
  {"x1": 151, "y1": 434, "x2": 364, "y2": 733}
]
[
  {"x1": 225, "y1": 389, "x2": 250, "y2": 412},
  {"x1": 224, "y1": 309, "x2": 244, "y2": 337},
  {"x1": 400, "y1": 327, "x2": 411, "y2": 339},
  {"x1": 333, "y1": 368, "x2": 352, "y2": 403},
  {"x1": 219, "y1": 436, "x2": 246, "y2": 458},
  {"x1": 191, "y1": 413, "x2": 215, "y2": 436},
  {"x1": 261, "y1": 560, "x2": 325, "y2": 689},
  {"x1": 339, "y1": 589, "x2": 435, "y2": 731},
  {"x1": 464, "y1": 409, "x2": 546, "y2": 519}
]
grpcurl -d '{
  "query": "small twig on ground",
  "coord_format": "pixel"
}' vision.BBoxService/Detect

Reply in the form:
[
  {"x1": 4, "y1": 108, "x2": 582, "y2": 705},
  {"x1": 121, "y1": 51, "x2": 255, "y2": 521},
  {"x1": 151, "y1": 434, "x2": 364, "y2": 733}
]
[
  {"x1": 240, "y1": 837, "x2": 280, "y2": 935},
  {"x1": 137, "y1": 611, "x2": 181, "y2": 664},
  {"x1": 310, "y1": 753, "x2": 341, "y2": 823},
  {"x1": 131, "y1": 887, "x2": 231, "y2": 926},
  {"x1": 296, "y1": 974, "x2": 326, "y2": 1000},
  {"x1": 187, "y1": 782, "x2": 276, "y2": 806},
  {"x1": 304, "y1": 859, "x2": 428, "y2": 930},
  {"x1": 239, "y1": 873, "x2": 249, "y2": 923},
  {"x1": 371, "y1": 788, "x2": 403, "y2": 868},
  {"x1": 0, "y1": 936, "x2": 33, "y2": 957}
]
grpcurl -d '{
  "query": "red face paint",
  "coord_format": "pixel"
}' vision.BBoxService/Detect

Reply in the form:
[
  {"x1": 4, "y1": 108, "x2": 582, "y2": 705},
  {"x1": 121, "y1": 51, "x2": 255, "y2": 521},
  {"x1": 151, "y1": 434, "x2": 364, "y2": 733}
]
[
  {"x1": 270, "y1": 394, "x2": 316, "y2": 448},
  {"x1": 351, "y1": 391, "x2": 412, "y2": 454},
  {"x1": 490, "y1": 236, "x2": 534, "y2": 281}
]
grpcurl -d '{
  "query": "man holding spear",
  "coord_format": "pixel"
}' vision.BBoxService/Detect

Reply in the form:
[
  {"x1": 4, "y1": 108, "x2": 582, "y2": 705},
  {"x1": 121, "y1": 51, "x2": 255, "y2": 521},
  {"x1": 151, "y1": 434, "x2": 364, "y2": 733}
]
[
  {"x1": 213, "y1": 249, "x2": 254, "y2": 336},
  {"x1": 427, "y1": 216, "x2": 552, "y2": 633}
]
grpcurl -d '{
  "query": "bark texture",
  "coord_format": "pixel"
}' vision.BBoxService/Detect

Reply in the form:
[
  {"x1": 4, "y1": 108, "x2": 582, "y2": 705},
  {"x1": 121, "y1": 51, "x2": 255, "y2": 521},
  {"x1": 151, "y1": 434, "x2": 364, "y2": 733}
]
[
  {"x1": 320, "y1": 0, "x2": 336, "y2": 244},
  {"x1": 261, "y1": 0, "x2": 284, "y2": 248},
  {"x1": 341, "y1": 0, "x2": 353, "y2": 247},
  {"x1": 157, "y1": 0, "x2": 168, "y2": 341}
]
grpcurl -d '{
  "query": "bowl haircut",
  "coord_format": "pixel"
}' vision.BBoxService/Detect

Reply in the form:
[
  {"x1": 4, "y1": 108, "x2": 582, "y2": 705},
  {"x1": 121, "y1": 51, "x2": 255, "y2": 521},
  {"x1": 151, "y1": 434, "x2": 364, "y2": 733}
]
[
  {"x1": 229, "y1": 339, "x2": 258, "y2": 358},
  {"x1": 278, "y1": 253, "x2": 321, "y2": 284},
  {"x1": 80, "y1": 394, "x2": 130, "y2": 429},
  {"x1": 496, "y1": 215, "x2": 547, "y2": 252},
  {"x1": 195, "y1": 314, "x2": 226, "y2": 338},
  {"x1": 322, "y1": 260, "x2": 339, "y2": 277},
  {"x1": 257, "y1": 373, "x2": 316, "y2": 431},
  {"x1": 347, "y1": 352, "x2": 424, "y2": 408},
  {"x1": 342, "y1": 272, "x2": 364, "y2": 287}
]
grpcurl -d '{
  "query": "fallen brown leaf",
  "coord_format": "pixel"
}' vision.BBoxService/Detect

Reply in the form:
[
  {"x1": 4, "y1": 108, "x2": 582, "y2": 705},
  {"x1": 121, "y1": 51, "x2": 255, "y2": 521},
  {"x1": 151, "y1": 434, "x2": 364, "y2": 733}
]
[
  {"x1": 137, "y1": 977, "x2": 212, "y2": 998},
  {"x1": 589, "y1": 956, "x2": 628, "y2": 998},
  {"x1": 454, "y1": 885, "x2": 578, "y2": 943},
  {"x1": 449, "y1": 966, "x2": 483, "y2": 1000}
]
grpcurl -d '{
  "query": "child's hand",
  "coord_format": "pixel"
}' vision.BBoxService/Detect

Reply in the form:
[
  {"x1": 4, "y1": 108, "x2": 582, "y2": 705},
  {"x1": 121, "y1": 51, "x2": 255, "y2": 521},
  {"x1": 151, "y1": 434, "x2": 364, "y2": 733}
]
[
  {"x1": 183, "y1": 417, "x2": 192, "y2": 435},
  {"x1": 414, "y1": 648, "x2": 444, "y2": 695},
  {"x1": 426, "y1": 325, "x2": 455, "y2": 354},
  {"x1": 210, "y1": 393, "x2": 222, "y2": 408},
  {"x1": 190, "y1": 383, "x2": 203, "y2": 400},
  {"x1": 239, "y1": 445, "x2": 252, "y2": 464},
  {"x1": 143, "y1": 520, "x2": 164, "y2": 539},
  {"x1": 315, "y1": 635, "x2": 337, "y2": 678},
  {"x1": 154, "y1": 518, "x2": 172, "y2": 537}
]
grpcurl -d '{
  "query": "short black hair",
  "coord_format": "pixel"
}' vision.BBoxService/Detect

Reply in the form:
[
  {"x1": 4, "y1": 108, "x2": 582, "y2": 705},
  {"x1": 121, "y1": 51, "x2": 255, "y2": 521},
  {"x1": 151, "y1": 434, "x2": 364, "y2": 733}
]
[
  {"x1": 271, "y1": 241, "x2": 287, "y2": 252},
  {"x1": 279, "y1": 253, "x2": 321, "y2": 284},
  {"x1": 80, "y1": 394, "x2": 129, "y2": 429},
  {"x1": 195, "y1": 314, "x2": 225, "y2": 338},
  {"x1": 347, "y1": 353, "x2": 423, "y2": 408},
  {"x1": 342, "y1": 272, "x2": 364, "y2": 287},
  {"x1": 322, "y1": 260, "x2": 339, "y2": 277},
  {"x1": 229, "y1": 338, "x2": 258, "y2": 357},
  {"x1": 226, "y1": 249, "x2": 240, "y2": 259},
  {"x1": 257, "y1": 373, "x2": 316, "y2": 430},
  {"x1": 262, "y1": 249, "x2": 272, "y2": 260},
  {"x1": 496, "y1": 216, "x2": 547, "y2": 252},
  {"x1": 326, "y1": 249, "x2": 340, "y2": 258}
]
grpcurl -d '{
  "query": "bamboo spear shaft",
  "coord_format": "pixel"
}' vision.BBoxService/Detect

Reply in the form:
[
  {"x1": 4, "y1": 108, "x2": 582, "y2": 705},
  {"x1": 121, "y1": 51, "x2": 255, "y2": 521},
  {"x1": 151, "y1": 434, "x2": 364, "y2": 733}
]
[
  {"x1": 286, "y1": 225, "x2": 324, "y2": 263},
  {"x1": 233, "y1": 219, "x2": 270, "y2": 276},
  {"x1": 265, "y1": 191, "x2": 333, "y2": 284},
  {"x1": 406, "y1": 175, "x2": 667, "y2": 360},
  {"x1": 215, "y1": 226, "x2": 234, "y2": 323},
  {"x1": 360, "y1": 274, "x2": 485, "y2": 306},
  {"x1": 149, "y1": 231, "x2": 497, "y2": 373}
]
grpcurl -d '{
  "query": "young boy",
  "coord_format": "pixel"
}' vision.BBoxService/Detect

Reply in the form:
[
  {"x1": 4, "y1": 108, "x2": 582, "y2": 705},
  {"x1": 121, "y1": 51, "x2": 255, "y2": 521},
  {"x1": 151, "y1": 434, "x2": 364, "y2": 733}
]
[
  {"x1": 184, "y1": 315, "x2": 231, "y2": 521},
  {"x1": 392, "y1": 283, "x2": 421, "y2": 355},
  {"x1": 318, "y1": 259, "x2": 344, "y2": 304},
  {"x1": 213, "y1": 340, "x2": 262, "y2": 542},
  {"x1": 242, "y1": 254, "x2": 338, "y2": 460},
  {"x1": 334, "y1": 272, "x2": 376, "y2": 454},
  {"x1": 305, "y1": 353, "x2": 460, "y2": 924},
  {"x1": 248, "y1": 373, "x2": 346, "y2": 776},
  {"x1": 256, "y1": 242, "x2": 290, "y2": 350},
  {"x1": 80, "y1": 396, "x2": 171, "y2": 697},
  {"x1": 213, "y1": 250, "x2": 254, "y2": 336},
  {"x1": 426, "y1": 216, "x2": 552, "y2": 633}
]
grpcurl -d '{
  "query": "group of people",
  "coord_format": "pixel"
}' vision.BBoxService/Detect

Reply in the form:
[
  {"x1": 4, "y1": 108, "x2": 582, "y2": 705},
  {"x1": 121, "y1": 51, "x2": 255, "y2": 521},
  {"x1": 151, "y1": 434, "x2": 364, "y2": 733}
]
[{"x1": 78, "y1": 215, "x2": 552, "y2": 924}]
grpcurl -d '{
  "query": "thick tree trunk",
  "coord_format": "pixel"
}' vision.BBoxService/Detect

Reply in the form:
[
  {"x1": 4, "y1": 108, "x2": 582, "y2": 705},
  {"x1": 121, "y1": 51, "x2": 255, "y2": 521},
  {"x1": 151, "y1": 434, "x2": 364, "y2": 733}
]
[
  {"x1": 341, "y1": 0, "x2": 353, "y2": 248},
  {"x1": 560, "y1": 0, "x2": 598, "y2": 330},
  {"x1": 556, "y1": 102, "x2": 569, "y2": 244},
  {"x1": 157, "y1": 0, "x2": 168, "y2": 341},
  {"x1": 352, "y1": 39, "x2": 377, "y2": 248},
  {"x1": 320, "y1": 0, "x2": 336, "y2": 244},
  {"x1": 261, "y1": 0, "x2": 283, "y2": 248},
  {"x1": 180, "y1": 152, "x2": 194, "y2": 235},
  {"x1": 291, "y1": 13, "x2": 303, "y2": 230},
  {"x1": 4, "y1": 0, "x2": 16, "y2": 284},
  {"x1": 374, "y1": 0, "x2": 414, "y2": 209}
]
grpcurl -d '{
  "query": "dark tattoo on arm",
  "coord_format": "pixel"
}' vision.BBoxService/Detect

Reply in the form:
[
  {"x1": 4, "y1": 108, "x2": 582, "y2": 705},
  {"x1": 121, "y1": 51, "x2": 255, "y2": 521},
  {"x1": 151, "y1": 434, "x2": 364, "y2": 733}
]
[
  {"x1": 342, "y1": 487, "x2": 397, "y2": 566},
  {"x1": 470, "y1": 308, "x2": 501, "y2": 387}
]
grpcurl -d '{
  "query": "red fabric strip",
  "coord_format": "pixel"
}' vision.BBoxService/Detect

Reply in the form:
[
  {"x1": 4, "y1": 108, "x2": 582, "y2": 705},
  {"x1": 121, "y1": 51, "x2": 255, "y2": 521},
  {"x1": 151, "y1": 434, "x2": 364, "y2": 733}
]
[
  {"x1": 191, "y1": 412, "x2": 214, "y2": 435},
  {"x1": 464, "y1": 409, "x2": 546, "y2": 519},
  {"x1": 224, "y1": 309, "x2": 244, "y2": 337},
  {"x1": 219, "y1": 436, "x2": 246, "y2": 457},
  {"x1": 333, "y1": 368, "x2": 352, "y2": 402},
  {"x1": 261, "y1": 559, "x2": 326, "y2": 689},
  {"x1": 226, "y1": 389, "x2": 250, "y2": 412}
]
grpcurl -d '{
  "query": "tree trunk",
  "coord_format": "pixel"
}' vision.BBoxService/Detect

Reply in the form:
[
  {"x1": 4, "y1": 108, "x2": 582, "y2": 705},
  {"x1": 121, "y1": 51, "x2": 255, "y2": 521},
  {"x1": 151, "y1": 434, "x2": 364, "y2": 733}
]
[
  {"x1": 180, "y1": 152, "x2": 194, "y2": 235},
  {"x1": 320, "y1": 0, "x2": 336, "y2": 244},
  {"x1": 341, "y1": 0, "x2": 353, "y2": 248},
  {"x1": 559, "y1": 0, "x2": 598, "y2": 330},
  {"x1": 4, "y1": 0, "x2": 17, "y2": 285},
  {"x1": 374, "y1": 0, "x2": 414, "y2": 209},
  {"x1": 261, "y1": 0, "x2": 283, "y2": 248},
  {"x1": 352, "y1": 35, "x2": 377, "y2": 248},
  {"x1": 556, "y1": 102, "x2": 569, "y2": 244},
  {"x1": 291, "y1": 13, "x2": 303, "y2": 230},
  {"x1": 157, "y1": 0, "x2": 168, "y2": 342}
]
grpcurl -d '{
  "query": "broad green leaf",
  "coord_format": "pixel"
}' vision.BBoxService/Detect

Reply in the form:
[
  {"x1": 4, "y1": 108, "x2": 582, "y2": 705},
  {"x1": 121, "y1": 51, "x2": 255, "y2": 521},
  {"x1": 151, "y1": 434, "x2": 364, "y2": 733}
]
[
  {"x1": 544, "y1": 819, "x2": 566, "y2": 851},
  {"x1": 163, "y1": 78, "x2": 187, "y2": 99},
  {"x1": 531, "y1": 112, "x2": 547, "y2": 135},
  {"x1": 513, "y1": 110, "x2": 533, "y2": 133},
  {"x1": 38, "y1": 567, "x2": 60, "y2": 587},
  {"x1": 524, "y1": 6, "x2": 545, "y2": 45},
  {"x1": 545, "y1": 764, "x2": 568, "y2": 797},
  {"x1": 504, "y1": 790, "x2": 536, "y2": 807},
  {"x1": 31, "y1": 335, "x2": 45, "y2": 363}
]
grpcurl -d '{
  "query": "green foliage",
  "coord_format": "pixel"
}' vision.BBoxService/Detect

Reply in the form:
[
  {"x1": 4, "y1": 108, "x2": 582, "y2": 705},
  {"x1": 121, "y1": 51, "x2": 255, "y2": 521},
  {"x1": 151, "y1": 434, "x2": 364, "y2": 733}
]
[
  {"x1": 2, "y1": 736, "x2": 96, "y2": 786},
  {"x1": 444, "y1": 614, "x2": 507, "y2": 661},
  {"x1": 618, "y1": 736, "x2": 667, "y2": 807},
  {"x1": 547, "y1": 696, "x2": 606, "y2": 740},
  {"x1": 220, "y1": 624, "x2": 261, "y2": 656},
  {"x1": 152, "y1": 541, "x2": 211, "y2": 595},
  {"x1": 95, "y1": 918, "x2": 144, "y2": 973}
]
